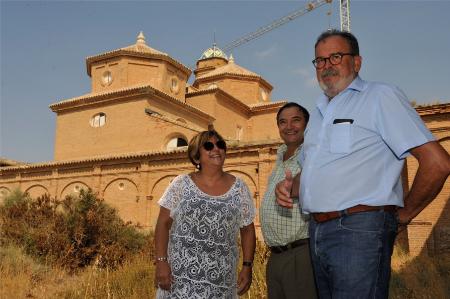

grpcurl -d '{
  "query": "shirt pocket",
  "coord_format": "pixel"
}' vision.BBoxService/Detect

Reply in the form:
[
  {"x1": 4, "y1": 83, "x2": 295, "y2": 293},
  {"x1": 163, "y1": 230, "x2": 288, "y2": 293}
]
[{"x1": 329, "y1": 123, "x2": 352, "y2": 154}]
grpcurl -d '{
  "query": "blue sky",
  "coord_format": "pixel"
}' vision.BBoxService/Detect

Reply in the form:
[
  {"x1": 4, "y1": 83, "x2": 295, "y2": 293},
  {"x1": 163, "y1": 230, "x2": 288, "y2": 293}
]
[{"x1": 1, "y1": 0, "x2": 449, "y2": 163}]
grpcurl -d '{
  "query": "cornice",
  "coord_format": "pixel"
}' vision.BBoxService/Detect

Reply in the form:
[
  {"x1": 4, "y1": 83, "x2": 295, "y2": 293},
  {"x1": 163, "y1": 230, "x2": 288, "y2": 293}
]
[
  {"x1": 187, "y1": 88, "x2": 286, "y2": 116},
  {"x1": 429, "y1": 126, "x2": 450, "y2": 134},
  {"x1": 0, "y1": 140, "x2": 282, "y2": 173},
  {"x1": 0, "y1": 158, "x2": 29, "y2": 167},
  {"x1": 147, "y1": 112, "x2": 204, "y2": 133},
  {"x1": 194, "y1": 73, "x2": 273, "y2": 90},
  {"x1": 186, "y1": 84, "x2": 199, "y2": 93},
  {"x1": 0, "y1": 150, "x2": 188, "y2": 172},
  {"x1": 49, "y1": 85, "x2": 214, "y2": 122},
  {"x1": 86, "y1": 50, "x2": 191, "y2": 77},
  {"x1": 186, "y1": 87, "x2": 251, "y2": 115},
  {"x1": 249, "y1": 101, "x2": 287, "y2": 112},
  {"x1": 415, "y1": 102, "x2": 450, "y2": 116},
  {"x1": 185, "y1": 87, "x2": 220, "y2": 97}
]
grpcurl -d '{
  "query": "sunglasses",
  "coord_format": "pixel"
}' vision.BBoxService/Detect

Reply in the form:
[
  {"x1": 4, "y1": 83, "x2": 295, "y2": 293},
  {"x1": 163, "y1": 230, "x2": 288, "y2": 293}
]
[{"x1": 203, "y1": 140, "x2": 227, "y2": 151}]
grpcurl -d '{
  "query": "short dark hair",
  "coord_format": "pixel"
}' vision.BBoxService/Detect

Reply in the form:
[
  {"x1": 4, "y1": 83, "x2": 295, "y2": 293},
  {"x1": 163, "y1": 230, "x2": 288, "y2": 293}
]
[
  {"x1": 187, "y1": 130, "x2": 226, "y2": 169},
  {"x1": 315, "y1": 29, "x2": 359, "y2": 56},
  {"x1": 276, "y1": 102, "x2": 309, "y2": 125}
]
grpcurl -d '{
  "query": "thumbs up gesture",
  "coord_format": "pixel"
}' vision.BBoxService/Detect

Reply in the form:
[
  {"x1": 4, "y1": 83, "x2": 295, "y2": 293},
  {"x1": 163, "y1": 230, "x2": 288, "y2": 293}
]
[{"x1": 275, "y1": 170, "x2": 298, "y2": 209}]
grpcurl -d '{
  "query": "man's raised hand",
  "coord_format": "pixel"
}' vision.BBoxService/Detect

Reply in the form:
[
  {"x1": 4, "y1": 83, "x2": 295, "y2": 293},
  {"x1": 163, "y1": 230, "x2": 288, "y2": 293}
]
[{"x1": 275, "y1": 170, "x2": 294, "y2": 208}]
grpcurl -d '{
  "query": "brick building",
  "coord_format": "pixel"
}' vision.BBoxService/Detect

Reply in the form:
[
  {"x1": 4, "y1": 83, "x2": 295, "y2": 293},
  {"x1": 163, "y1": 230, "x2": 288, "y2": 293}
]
[{"x1": 1, "y1": 32, "x2": 448, "y2": 256}]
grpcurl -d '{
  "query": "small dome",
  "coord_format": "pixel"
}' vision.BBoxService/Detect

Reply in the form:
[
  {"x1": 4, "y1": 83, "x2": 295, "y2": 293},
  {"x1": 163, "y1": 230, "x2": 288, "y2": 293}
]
[
  {"x1": 199, "y1": 43, "x2": 228, "y2": 61},
  {"x1": 196, "y1": 54, "x2": 260, "y2": 80}
]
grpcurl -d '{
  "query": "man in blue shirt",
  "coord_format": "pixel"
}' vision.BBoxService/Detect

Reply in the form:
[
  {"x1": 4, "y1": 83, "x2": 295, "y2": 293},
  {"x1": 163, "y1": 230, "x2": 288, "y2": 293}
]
[{"x1": 276, "y1": 29, "x2": 450, "y2": 298}]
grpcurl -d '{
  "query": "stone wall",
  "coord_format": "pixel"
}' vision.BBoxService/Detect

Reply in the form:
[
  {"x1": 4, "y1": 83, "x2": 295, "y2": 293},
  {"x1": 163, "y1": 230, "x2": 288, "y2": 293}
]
[
  {"x1": 0, "y1": 143, "x2": 280, "y2": 237},
  {"x1": 404, "y1": 105, "x2": 450, "y2": 256}
]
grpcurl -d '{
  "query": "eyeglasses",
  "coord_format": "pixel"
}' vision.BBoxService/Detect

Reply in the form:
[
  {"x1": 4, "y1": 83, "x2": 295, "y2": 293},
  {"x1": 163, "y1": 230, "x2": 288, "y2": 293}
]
[
  {"x1": 203, "y1": 140, "x2": 226, "y2": 151},
  {"x1": 312, "y1": 52, "x2": 355, "y2": 69}
]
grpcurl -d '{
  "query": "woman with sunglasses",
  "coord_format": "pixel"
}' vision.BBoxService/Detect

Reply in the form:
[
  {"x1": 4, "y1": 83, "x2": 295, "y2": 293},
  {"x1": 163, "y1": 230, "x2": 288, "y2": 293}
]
[{"x1": 154, "y1": 130, "x2": 256, "y2": 298}]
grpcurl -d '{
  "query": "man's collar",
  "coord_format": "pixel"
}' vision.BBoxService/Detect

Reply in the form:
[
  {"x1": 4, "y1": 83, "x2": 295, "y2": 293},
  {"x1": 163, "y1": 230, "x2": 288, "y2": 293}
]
[
  {"x1": 347, "y1": 75, "x2": 365, "y2": 92},
  {"x1": 277, "y1": 143, "x2": 300, "y2": 159},
  {"x1": 277, "y1": 144, "x2": 288, "y2": 156},
  {"x1": 316, "y1": 76, "x2": 365, "y2": 114}
]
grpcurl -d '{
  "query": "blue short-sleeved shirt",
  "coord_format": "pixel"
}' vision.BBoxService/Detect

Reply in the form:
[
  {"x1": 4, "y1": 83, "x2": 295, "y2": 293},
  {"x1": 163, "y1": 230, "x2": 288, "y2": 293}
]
[{"x1": 299, "y1": 76, "x2": 434, "y2": 213}]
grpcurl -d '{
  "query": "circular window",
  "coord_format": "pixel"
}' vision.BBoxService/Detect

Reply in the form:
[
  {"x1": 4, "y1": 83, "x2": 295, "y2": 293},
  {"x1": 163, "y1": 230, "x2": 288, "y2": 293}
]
[
  {"x1": 90, "y1": 113, "x2": 106, "y2": 128},
  {"x1": 118, "y1": 182, "x2": 125, "y2": 190},
  {"x1": 74, "y1": 185, "x2": 80, "y2": 192},
  {"x1": 170, "y1": 77, "x2": 179, "y2": 94},
  {"x1": 101, "y1": 71, "x2": 113, "y2": 86}
]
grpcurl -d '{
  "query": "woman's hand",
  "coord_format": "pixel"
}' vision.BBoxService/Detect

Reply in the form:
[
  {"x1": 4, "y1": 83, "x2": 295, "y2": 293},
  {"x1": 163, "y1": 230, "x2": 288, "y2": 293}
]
[
  {"x1": 154, "y1": 207, "x2": 173, "y2": 290},
  {"x1": 237, "y1": 265, "x2": 252, "y2": 295},
  {"x1": 155, "y1": 260, "x2": 173, "y2": 290},
  {"x1": 239, "y1": 223, "x2": 255, "y2": 295}
]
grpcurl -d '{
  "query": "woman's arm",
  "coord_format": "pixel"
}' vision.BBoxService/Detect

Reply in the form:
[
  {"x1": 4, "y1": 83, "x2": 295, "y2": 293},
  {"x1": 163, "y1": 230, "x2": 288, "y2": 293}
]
[
  {"x1": 237, "y1": 223, "x2": 256, "y2": 295},
  {"x1": 154, "y1": 207, "x2": 173, "y2": 290}
]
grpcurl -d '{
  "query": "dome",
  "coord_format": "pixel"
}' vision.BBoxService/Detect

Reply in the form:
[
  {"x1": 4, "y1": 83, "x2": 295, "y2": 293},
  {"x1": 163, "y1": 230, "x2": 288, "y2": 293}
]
[
  {"x1": 199, "y1": 43, "x2": 228, "y2": 61},
  {"x1": 196, "y1": 54, "x2": 260, "y2": 80}
]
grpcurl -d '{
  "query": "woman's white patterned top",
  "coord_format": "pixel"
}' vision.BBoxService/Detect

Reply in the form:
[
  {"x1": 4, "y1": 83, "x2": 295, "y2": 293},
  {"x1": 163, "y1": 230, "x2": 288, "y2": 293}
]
[{"x1": 157, "y1": 174, "x2": 255, "y2": 299}]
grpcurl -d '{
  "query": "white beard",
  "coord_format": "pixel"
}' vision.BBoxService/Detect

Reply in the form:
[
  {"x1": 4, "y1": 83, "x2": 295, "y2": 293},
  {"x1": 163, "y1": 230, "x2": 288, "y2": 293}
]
[{"x1": 319, "y1": 73, "x2": 355, "y2": 99}]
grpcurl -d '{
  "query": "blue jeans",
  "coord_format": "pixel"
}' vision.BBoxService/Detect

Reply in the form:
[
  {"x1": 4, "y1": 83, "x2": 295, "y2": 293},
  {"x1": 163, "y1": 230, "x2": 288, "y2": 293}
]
[{"x1": 309, "y1": 210, "x2": 398, "y2": 299}]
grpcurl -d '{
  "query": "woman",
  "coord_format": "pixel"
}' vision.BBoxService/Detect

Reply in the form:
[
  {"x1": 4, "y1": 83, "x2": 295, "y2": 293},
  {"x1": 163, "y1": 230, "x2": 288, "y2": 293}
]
[{"x1": 154, "y1": 130, "x2": 256, "y2": 298}]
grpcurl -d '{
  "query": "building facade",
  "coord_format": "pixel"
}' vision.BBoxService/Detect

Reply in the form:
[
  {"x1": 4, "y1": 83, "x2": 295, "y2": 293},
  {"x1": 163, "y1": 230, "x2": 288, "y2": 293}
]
[{"x1": 1, "y1": 33, "x2": 449, "y2": 256}]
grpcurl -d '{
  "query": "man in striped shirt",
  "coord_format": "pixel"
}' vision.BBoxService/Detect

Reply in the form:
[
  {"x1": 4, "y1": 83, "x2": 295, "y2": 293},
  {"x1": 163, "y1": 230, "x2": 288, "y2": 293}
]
[{"x1": 260, "y1": 102, "x2": 317, "y2": 299}]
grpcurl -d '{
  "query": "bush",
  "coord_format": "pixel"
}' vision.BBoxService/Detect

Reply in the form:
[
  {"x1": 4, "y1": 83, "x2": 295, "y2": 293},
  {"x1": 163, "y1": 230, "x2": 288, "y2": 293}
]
[{"x1": 0, "y1": 189, "x2": 147, "y2": 271}]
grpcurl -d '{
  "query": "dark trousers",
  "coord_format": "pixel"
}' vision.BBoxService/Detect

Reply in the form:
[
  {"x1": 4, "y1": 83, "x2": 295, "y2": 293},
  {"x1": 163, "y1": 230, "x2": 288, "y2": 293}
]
[
  {"x1": 309, "y1": 210, "x2": 398, "y2": 299},
  {"x1": 266, "y1": 239, "x2": 318, "y2": 299}
]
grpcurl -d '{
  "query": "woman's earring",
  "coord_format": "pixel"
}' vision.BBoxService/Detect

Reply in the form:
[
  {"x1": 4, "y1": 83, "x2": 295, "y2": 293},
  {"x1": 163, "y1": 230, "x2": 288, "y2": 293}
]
[{"x1": 196, "y1": 164, "x2": 200, "y2": 170}]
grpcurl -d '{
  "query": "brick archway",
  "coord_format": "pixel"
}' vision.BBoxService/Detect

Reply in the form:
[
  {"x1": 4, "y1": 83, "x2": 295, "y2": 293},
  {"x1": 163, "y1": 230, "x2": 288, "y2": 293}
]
[
  {"x1": 60, "y1": 181, "x2": 90, "y2": 199},
  {"x1": 103, "y1": 178, "x2": 144, "y2": 226},
  {"x1": 150, "y1": 175, "x2": 178, "y2": 229},
  {"x1": 0, "y1": 186, "x2": 11, "y2": 204},
  {"x1": 25, "y1": 184, "x2": 49, "y2": 199}
]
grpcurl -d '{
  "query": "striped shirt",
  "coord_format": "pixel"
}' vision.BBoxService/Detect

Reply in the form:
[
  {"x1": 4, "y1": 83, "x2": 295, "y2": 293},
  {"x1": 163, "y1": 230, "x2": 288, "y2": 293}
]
[{"x1": 260, "y1": 144, "x2": 309, "y2": 247}]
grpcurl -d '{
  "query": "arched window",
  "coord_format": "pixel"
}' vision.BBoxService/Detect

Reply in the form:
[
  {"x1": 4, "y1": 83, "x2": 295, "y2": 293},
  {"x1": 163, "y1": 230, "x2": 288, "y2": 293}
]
[
  {"x1": 167, "y1": 137, "x2": 188, "y2": 150},
  {"x1": 170, "y1": 77, "x2": 179, "y2": 94},
  {"x1": 90, "y1": 113, "x2": 106, "y2": 128}
]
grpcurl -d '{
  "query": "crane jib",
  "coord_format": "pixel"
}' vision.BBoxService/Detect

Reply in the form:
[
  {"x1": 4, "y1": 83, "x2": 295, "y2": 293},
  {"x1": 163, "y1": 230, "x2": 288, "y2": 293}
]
[{"x1": 222, "y1": 0, "x2": 350, "y2": 54}]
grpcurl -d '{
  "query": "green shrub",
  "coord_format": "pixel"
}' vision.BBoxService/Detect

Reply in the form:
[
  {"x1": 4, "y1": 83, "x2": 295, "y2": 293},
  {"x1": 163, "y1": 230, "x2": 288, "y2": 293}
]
[{"x1": 0, "y1": 189, "x2": 147, "y2": 271}]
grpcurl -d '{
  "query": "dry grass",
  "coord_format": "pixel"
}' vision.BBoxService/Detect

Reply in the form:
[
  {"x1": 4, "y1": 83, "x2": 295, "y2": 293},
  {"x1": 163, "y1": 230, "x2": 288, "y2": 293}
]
[
  {"x1": 0, "y1": 245, "x2": 81, "y2": 299},
  {"x1": 2, "y1": 242, "x2": 449, "y2": 299},
  {"x1": 389, "y1": 247, "x2": 450, "y2": 299},
  {"x1": 56, "y1": 253, "x2": 157, "y2": 299},
  {"x1": 1, "y1": 191, "x2": 448, "y2": 298},
  {"x1": 241, "y1": 241, "x2": 269, "y2": 299}
]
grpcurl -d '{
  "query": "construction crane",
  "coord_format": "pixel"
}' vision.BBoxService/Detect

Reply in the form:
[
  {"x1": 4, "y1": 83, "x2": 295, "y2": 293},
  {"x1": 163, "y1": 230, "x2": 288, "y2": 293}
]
[
  {"x1": 222, "y1": 0, "x2": 350, "y2": 54},
  {"x1": 340, "y1": 0, "x2": 351, "y2": 32}
]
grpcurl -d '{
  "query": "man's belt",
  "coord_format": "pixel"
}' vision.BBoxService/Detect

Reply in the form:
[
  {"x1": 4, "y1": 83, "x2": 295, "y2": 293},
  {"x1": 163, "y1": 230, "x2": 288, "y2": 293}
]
[
  {"x1": 312, "y1": 205, "x2": 397, "y2": 223},
  {"x1": 270, "y1": 238, "x2": 309, "y2": 254}
]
